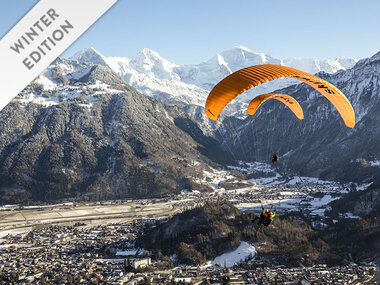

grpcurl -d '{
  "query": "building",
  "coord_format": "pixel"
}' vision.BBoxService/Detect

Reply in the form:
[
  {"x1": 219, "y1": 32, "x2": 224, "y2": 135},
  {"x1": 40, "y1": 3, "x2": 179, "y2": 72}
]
[{"x1": 132, "y1": 258, "x2": 151, "y2": 269}]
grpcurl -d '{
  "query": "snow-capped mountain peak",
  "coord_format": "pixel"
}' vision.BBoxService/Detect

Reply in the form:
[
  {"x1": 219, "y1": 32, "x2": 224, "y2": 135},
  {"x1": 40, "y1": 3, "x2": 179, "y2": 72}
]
[
  {"x1": 217, "y1": 46, "x2": 282, "y2": 71},
  {"x1": 237, "y1": 45, "x2": 253, "y2": 52},
  {"x1": 71, "y1": 47, "x2": 108, "y2": 67},
  {"x1": 335, "y1": 58, "x2": 358, "y2": 70},
  {"x1": 129, "y1": 48, "x2": 178, "y2": 75}
]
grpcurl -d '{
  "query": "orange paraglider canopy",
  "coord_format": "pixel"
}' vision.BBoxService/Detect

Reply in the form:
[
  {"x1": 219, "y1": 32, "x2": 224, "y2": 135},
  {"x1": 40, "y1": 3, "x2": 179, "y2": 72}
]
[
  {"x1": 248, "y1": 94, "x2": 304, "y2": 120},
  {"x1": 205, "y1": 64, "x2": 355, "y2": 128}
]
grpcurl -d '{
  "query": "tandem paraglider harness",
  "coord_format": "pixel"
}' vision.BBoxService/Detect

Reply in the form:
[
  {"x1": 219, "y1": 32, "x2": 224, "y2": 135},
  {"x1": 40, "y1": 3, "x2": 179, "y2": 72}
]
[{"x1": 252, "y1": 205, "x2": 276, "y2": 227}]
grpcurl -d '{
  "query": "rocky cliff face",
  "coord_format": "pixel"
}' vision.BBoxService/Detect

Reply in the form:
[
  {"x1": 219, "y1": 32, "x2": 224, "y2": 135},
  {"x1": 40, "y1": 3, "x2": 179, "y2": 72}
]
[{"x1": 0, "y1": 59, "x2": 230, "y2": 203}]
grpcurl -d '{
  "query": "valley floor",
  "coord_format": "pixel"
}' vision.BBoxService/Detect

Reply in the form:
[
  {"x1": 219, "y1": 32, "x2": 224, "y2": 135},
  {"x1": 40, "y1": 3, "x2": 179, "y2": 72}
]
[{"x1": 0, "y1": 161, "x2": 377, "y2": 283}]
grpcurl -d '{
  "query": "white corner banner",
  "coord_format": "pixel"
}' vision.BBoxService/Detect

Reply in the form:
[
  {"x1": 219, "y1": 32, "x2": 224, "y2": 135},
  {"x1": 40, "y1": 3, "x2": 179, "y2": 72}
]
[{"x1": 0, "y1": 0, "x2": 118, "y2": 112}]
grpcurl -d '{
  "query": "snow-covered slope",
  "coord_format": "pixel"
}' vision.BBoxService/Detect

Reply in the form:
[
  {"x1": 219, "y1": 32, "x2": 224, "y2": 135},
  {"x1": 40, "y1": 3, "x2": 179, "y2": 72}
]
[
  {"x1": 69, "y1": 46, "x2": 357, "y2": 108},
  {"x1": 72, "y1": 48, "x2": 208, "y2": 106},
  {"x1": 283, "y1": 58, "x2": 348, "y2": 75},
  {"x1": 18, "y1": 57, "x2": 125, "y2": 109}
]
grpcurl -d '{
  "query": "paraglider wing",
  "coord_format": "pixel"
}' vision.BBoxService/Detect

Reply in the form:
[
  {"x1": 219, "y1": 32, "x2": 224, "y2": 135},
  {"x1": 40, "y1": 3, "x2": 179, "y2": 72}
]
[
  {"x1": 205, "y1": 64, "x2": 355, "y2": 128},
  {"x1": 247, "y1": 93, "x2": 304, "y2": 120}
]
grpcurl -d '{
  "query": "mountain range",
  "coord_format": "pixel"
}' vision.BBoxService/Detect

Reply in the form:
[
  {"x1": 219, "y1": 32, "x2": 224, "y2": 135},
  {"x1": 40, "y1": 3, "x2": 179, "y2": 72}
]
[
  {"x1": 71, "y1": 46, "x2": 357, "y2": 108},
  {"x1": 0, "y1": 45, "x2": 378, "y2": 203},
  {"x1": 69, "y1": 46, "x2": 377, "y2": 183}
]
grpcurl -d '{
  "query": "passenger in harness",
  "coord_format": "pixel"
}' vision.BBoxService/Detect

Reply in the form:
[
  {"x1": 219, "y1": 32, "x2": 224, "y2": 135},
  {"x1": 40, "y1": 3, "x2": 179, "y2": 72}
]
[{"x1": 252, "y1": 206, "x2": 276, "y2": 227}]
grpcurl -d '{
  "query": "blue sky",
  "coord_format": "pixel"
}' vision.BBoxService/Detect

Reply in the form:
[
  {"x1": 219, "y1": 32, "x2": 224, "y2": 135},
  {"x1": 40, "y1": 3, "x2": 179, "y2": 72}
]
[{"x1": 1, "y1": 0, "x2": 379, "y2": 64}]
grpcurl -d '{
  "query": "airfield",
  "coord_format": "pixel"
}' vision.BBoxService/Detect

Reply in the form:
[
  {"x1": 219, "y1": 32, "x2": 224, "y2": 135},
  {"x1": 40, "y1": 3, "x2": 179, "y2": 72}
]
[{"x1": 0, "y1": 200, "x2": 180, "y2": 235}]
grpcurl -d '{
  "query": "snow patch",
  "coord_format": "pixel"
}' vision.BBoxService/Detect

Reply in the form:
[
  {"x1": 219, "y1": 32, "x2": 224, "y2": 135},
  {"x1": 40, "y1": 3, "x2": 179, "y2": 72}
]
[
  {"x1": 116, "y1": 249, "x2": 138, "y2": 256},
  {"x1": 34, "y1": 75, "x2": 57, "y2": 90},
  {"x1": 211, "y1": 242, "x2": 256, "y2": 267},
  {"x1": 17, "y1": 93, "x2": 59, "y2": 107}
]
